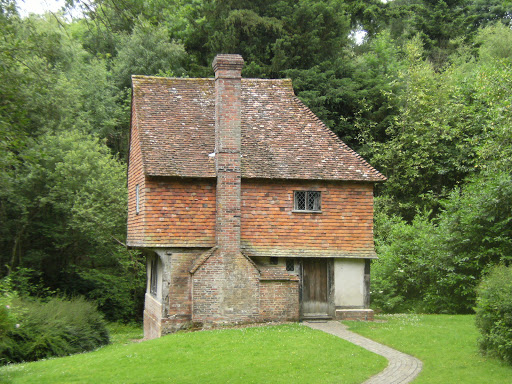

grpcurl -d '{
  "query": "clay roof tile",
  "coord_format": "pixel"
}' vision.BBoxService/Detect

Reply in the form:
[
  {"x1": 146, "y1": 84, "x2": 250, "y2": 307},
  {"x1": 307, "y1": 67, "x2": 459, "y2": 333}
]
[{"x1": 131, "y1": 75, "x2": 386, "y2": 182}]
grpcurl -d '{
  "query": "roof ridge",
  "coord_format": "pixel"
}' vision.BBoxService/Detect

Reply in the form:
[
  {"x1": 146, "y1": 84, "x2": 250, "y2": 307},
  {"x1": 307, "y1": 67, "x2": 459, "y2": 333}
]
[
  {"x1": 133, "y1": 75, "x2": 294, "y2": 83},
  {"x1": 132, "y1": 75, "x2": 215, "y2": 81}
]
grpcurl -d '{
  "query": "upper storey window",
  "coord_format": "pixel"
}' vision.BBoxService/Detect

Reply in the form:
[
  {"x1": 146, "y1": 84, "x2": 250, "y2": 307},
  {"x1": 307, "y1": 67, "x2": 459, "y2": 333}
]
[{"x1": 294, "y1": 191, "x2": 321, "y2": 212}]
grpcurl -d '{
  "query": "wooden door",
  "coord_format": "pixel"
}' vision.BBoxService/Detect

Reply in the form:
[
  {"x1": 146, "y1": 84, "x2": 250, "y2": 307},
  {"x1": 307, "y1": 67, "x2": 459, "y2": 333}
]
[{"x1": 302, "y1": 259, "x2": 329, "y2": 316}]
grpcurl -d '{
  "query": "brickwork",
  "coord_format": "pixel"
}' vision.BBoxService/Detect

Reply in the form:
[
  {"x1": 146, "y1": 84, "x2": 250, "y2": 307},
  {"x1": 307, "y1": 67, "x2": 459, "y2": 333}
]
[
  {"x1": 241, "y1": 180, "x2": 375, "y2": 258},
  {"x1": 127, "y1": 99, "x2": 146, "y2": 247},
  {"x1": 305, "y1": 321, "x2": 422, "y2": 384},
  {"x1": 129, "y1": 178, "x2": 375, "y2": 255},
  {"x1": 216, "y1": 156, "x2": 241, "y2": 255},
  {"x1": 259, "y1": 279, "x2": 299, "y2": 321},
  {"x1": 138, "y1": 179, "x2": 216, "y2": 247},
  {"x1": 191, "y1": 249, "x2": 260, "y2": 324},
  {"x1": 214, "y1": 54, "x2": 243, "y2": 257},
  {"x1": 166, "y1": 252, "x2": 197, "y2": 320}
]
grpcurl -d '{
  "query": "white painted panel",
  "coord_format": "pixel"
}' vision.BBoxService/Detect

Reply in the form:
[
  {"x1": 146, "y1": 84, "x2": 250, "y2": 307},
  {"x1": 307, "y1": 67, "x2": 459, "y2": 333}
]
[{"x1": 334, "y1": 259, "x2": 365, "y2": 307}]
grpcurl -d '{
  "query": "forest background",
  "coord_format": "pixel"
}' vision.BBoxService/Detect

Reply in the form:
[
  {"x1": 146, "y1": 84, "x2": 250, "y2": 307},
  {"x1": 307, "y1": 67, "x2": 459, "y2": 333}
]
[{"x1": 1, "y1": 0, "x2": 511, "y2": 322}]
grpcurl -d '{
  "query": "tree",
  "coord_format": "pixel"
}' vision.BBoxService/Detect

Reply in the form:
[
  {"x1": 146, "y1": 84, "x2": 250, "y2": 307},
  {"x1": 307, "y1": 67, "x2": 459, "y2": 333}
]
[
  {"x1": 112, "y1": 19, "x2": 187, "y2": 89},
  {"x1": 0, "y1": 130, "x2": 144, "y2": 321}
]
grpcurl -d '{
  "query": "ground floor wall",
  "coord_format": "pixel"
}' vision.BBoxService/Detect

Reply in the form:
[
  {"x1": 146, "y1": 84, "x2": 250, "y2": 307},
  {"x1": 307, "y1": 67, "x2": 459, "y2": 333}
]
[
  {"x1": 259, "y1": 280, "x2": 300, "y2": 321},
  {"x1": 142, "y1": 249, "x2": 301, "y2": 339},
  {"x1": 142, "y1": 251, "x2": 374, "y2": 339},
  {"x1": 191, "y1": 250, "x2": 261, "y2": 324}
]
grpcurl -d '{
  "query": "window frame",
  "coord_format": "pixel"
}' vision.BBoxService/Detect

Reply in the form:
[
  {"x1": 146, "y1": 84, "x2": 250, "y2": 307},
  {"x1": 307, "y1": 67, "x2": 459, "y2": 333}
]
[
  {"x1": 286, "y1": 258, "x2": 295, "y2": 272},
  {"x1": 293, "y1": 190, "x2": 322, "y2": 213}
]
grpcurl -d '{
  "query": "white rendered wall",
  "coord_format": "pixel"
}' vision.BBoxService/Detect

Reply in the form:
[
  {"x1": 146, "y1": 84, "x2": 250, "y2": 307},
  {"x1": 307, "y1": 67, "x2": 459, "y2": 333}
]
[{"x1": 334, "y1": 259, "x2": 365, "y2": 307}]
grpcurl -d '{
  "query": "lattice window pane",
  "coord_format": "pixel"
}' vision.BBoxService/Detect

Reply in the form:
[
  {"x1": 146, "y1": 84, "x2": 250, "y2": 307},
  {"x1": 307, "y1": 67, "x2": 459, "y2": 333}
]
[
  {"x1": 294, "y1": 191, "x2": 321, "y2": 211},
  {"x1": 307, "y1": 191, "x2": 321, "y2": 211},
  {"x1": 286, "y1": 258, "x2": 294, "y2": 271},
  {"x1": 295, "y1": 191, "x2": 306, "y2": 210}
]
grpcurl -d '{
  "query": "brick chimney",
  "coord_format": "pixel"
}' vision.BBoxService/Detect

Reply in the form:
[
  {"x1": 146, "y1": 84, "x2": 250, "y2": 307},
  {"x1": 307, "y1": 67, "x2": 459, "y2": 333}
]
[{"x1": 212, "y1": 54, "x2": 244, "y2": 256}]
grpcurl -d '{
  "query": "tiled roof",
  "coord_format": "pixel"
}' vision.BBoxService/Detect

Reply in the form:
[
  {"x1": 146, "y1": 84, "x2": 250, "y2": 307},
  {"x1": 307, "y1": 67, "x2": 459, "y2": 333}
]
[{"x1": 131, "y1": 75, "x2": 385, "y2": 182}]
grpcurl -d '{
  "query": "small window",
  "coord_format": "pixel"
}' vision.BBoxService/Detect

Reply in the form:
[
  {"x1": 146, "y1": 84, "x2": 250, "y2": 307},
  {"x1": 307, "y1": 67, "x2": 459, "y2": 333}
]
[
  {"x1": 136, "y1": 184, "x2": 140, "y2": 214},
  {"x1": 286, "y1": 258, "x2": 294, "y2": 272},
  {"x1": 150, "y1": 257, "x2": 158, "y2": 297},
  {"x1": 294, "y1": 191, "x2": 321, "y2": 212},
  {"x1": 269, "y1": 257, "x2": 278, "y2": 265}
]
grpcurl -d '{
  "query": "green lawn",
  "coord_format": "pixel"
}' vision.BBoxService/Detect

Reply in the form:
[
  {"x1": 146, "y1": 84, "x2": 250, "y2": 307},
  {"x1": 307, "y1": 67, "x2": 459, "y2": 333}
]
[
  {"x1": 0, "y1": 323, "x2": 386, "y2": 384},
  {"x1": 345, "y1": 314, "x2": 512, "y2": 383}
]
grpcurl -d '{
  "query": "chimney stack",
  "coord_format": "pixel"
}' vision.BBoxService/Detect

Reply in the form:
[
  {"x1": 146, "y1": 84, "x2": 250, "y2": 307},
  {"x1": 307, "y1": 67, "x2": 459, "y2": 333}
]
[{"x1": 212, "y1": 54, "x2": 244, "y2": 256}]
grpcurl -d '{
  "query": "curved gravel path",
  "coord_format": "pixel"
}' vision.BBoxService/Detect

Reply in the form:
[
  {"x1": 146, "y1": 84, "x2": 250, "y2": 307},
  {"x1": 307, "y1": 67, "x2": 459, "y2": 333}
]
[{"x1": 304, "y1": 321, "x2": 423, "y2": 384}]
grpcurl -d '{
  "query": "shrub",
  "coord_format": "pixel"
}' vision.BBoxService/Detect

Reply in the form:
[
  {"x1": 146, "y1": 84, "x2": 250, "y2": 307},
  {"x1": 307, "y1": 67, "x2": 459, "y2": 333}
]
[
  {"x1": 0, "y1": 276, "x2": 22, "y2": 340},
  {"x1": 475, "y1": 265, "x2": 512, "y2": 364},
  {"x1": 371, "y1": 211, "x2": 458, "y2": 313},
  {"x1": 0, "y1": 297, "x2": 109, "y2": 365}
]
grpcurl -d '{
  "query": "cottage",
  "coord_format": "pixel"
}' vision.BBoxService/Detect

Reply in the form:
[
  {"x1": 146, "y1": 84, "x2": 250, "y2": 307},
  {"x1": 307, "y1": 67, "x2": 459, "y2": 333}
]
[{"x1": 127, "y1": 54, "x2": 386, "y2": 339}]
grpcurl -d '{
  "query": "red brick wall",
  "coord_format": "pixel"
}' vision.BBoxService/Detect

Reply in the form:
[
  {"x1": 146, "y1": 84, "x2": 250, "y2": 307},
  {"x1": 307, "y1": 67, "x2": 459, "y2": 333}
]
[
  {"x1": 259, "y1": 280, "x2": 299, "y2": 321},
  {"x1": 127, "y1": 100, "x2": 146, "y2": 247},
  {"x1": 241, "y1": 180, "x2": 375, "y2": 257},
  {"x1": 216, "y1": 153, "x2": 242, "y2": 256},
  {"x1": 130, "y1": 178, "x2": 374, "y2": 254},
  {"x1": 214, "y1": 54, "x2": 243, "y2": 256},
  {"x1": 140, "y1": 178, "x2": 216, "y2": 247},
  {"x1": 192, "y1": 250, "x2": 260, "y2": 324}
]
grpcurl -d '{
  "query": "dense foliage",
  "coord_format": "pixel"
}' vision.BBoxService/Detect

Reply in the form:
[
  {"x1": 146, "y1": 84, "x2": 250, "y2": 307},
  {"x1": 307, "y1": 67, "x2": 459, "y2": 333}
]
[
  {"x1": 475, "y1": 265, "x2": 512, "y2": 364},
  {"x1": 0, "y1": 287, "x2": 109, "y2": 365},
  {"x1": 1, "y1": 0, "x2": 511, "y2": 329}
]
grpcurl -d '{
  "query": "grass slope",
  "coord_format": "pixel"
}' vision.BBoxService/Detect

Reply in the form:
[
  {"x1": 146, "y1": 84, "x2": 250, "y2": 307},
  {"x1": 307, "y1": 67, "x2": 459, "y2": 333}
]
[
  {"x1": 0, "y1": 323, "x2": 386, "y2": 384},
  {"x1": 346, "y1": 314, "x2": 512, "y2": 383}
]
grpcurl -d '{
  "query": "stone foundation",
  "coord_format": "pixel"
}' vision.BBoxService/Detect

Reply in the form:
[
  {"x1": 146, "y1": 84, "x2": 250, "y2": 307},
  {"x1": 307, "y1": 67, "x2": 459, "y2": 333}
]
[{"x1": 335, "y1": 308, "x2": 374, "y2": 321}]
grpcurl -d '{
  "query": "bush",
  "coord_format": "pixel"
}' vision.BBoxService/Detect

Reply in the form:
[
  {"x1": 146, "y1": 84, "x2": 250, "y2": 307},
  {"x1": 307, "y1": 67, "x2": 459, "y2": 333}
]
[
  {"x1": 475, "y1": 265, "x2": 512, "y2": 364},
  {"x1": 0, "y1": 297, "x2": 109, "y2": 365},
  {"x1": 0, "y1": 276, "x2": 21, "y2": 339},
  {"x1": 371, "y1": 211, "x2": 459, "y2": 313}
]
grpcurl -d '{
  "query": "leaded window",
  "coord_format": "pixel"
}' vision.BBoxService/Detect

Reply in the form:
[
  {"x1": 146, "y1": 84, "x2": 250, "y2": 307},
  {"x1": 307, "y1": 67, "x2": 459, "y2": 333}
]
[
  {"x1": 294, "y1": 191, "x2": 321, "y2": 212},
  {"x1": 286, "y1": 258, "x2": 295, "y2": 272}
]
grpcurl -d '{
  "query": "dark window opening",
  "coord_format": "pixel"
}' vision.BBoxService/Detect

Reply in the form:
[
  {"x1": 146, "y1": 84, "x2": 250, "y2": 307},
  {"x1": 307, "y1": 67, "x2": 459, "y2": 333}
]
[
  {"x1": 286, "y1": 258, "x2": 294, "y2": 272},
  {"x1": 269, "y1": 257, "x2": 278, "y2": 265},
  {"x1": 294, "y1": 191, "x2": 321, "y2": 212},
  {"x1": 150, "y1": 257, "x2": 158, "y2": 297}
]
